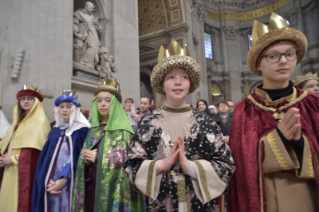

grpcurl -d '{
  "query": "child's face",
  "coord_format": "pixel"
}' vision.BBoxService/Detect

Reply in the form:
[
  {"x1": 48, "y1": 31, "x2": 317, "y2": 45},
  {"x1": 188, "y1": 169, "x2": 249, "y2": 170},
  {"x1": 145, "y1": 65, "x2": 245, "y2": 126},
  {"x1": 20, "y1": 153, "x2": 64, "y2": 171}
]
[
  {"x1": 258, "y1": 44, "x2": 297, "y2": 86},
  {"x1": 162, "y1": 68, "x2": 190, "y2": 104},
  {"x1": 97, "y1": 91, "x2": 112, "y2": 117},
  {"x1": 58, "y1": 102, "x2": 72, "y2": 122}
]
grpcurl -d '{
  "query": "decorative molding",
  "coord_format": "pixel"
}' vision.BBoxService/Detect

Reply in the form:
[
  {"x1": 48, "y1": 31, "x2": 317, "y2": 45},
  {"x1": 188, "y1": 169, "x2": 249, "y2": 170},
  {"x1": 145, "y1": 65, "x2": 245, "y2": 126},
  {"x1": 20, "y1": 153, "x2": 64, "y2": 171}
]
[
  {"x1": 206, "y1": 0, "x2": 293, "y2": 20},
  {"x1": 193, "y1": 0, "x2": 207, "y2": 21},
  {"x1": 223, "y1": 26, "x2": 238, "y2": 40}
]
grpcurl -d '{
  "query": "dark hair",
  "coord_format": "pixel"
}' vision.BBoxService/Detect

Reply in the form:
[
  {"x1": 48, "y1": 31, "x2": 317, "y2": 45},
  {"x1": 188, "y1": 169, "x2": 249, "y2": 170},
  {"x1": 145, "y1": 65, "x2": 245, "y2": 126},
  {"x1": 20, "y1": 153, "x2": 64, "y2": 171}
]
[
  {"x1": 140, "y1": 97, "x2": 153, "y2": 112},
  {"x1": 196, "y1": 99, "x2": 212, "y2": 116},
  {"x1": 125, "y1": 98, "x2": 134, "y2": 103},
  {"x1": 296, "y1": 80, "x2": 310, "y2": 90},
  {"x1": 217, "y1": 100, "x2": 229, "y2": 108}
]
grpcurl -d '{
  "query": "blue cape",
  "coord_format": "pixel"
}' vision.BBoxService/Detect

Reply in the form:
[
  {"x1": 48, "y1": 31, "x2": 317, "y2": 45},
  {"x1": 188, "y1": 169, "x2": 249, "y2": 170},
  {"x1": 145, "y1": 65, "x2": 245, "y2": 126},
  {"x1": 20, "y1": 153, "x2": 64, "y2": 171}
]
[{"x1": 31, "y1": 127, "x2": 88, "y2": 212}]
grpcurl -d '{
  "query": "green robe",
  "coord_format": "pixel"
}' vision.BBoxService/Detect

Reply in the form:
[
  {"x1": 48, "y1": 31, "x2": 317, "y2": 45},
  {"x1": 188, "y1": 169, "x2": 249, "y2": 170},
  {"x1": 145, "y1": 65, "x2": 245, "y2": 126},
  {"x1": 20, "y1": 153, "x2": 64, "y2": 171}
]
[{"x1": 72, "y1": 126, "x2": 145, "y2": 212}]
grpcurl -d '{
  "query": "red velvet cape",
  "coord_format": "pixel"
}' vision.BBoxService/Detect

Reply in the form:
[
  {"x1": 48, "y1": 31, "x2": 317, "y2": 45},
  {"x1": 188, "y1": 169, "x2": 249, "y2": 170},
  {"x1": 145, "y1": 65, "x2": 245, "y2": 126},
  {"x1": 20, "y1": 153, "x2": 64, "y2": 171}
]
[
  {"x1": 18, "y1": 148, "x2": 40, "y2": 212},
  {"x1": 227, "y1": 87, "x2": 319, "y2": 212}
]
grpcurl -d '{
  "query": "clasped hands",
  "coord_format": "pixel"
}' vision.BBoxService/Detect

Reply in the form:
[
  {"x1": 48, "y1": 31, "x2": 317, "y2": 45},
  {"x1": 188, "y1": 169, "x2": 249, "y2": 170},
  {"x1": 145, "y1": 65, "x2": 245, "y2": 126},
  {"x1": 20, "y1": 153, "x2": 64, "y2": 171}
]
[
  {"x1": 156, "y1": 136, "x2": 190, "y2": 174},
  {"x1": 277, "y1": 108, "x2": 301, "y2": 141},
  {"x1": 47, "y1": 178, "x2": 67, "y2": 194},
  {"x1": 82, "y1": 149, "x2": 97, "y2": 164}
]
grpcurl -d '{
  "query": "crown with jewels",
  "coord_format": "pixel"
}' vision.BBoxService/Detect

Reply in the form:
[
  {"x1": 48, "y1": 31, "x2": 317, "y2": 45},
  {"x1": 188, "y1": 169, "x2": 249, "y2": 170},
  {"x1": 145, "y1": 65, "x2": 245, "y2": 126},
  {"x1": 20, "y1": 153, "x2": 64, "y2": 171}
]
[
  {"x1": 158, "y1": 39, "x2": 190, "y2": 62},
  {"x1": 294, "y1": 72, "x2": 319, "y2": 86},
  {"x1": 251, "y1": 13, "x2": 289, "y2": 46},
  {"x1": 22, "y1": 84, "x2": 40, "y2": 92},
  {"x1": 59, "y1": 89, "x2": 78, "y2": 98}
]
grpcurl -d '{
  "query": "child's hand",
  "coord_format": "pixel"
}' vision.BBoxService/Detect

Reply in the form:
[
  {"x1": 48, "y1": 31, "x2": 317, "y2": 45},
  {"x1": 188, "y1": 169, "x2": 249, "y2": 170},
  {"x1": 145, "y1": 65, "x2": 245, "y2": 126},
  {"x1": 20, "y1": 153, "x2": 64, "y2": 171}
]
[
  {"x1": 47, "y1": 178, "x2": 67, "y2": 194},
  {"x1": 82, "y1": 149, "x2": 97, "y2": 164}
]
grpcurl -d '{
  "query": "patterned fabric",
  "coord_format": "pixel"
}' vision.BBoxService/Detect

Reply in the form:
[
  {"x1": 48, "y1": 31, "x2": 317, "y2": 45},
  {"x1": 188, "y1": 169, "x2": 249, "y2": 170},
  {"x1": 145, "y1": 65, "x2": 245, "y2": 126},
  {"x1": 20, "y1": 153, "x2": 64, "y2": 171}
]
[
  {"x1": 125, "y1": 108, "x2": 235, "y2": 212},
  {"x1": 151, "y1": 55, "x2": 201, "y2": 94},
  {"x1": 72, "y1": 127, "x2": 145, "y2": 212}
]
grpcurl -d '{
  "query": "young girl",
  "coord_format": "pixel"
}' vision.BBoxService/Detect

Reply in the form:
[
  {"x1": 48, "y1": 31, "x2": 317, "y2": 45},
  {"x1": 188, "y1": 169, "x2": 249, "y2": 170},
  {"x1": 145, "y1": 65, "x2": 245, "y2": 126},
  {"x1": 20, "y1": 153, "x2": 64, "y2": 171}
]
[
  {"x1": 72, "y1": 80, "x2": 145, "y2": 212},
  {"x1": 294, "y1": 72, "x2": 319, "y2": 95},
  {"x1": 228, "y1": 13, "x2": 319, "y2": 212},
  {"x1": 32, "y1": 90, "x2": 90, "y2": 212},
  {"x1": 0, "y1": 85, "x2": 50, "y2": 212},
  {"x1": 125, "y1": 39, "x2": 235, "y2": 212}
]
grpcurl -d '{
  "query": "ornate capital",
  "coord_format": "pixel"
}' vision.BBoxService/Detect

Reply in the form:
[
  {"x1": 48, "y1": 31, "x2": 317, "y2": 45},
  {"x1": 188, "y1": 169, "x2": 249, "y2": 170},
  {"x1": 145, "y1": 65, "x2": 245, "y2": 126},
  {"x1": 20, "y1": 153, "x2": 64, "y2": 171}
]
[
  {"x1": 193, "y1": 0, "x2": 206, "y2": 21},
  {"x1": 223, "y1": 26, "x2": 238, "y2": 40}
]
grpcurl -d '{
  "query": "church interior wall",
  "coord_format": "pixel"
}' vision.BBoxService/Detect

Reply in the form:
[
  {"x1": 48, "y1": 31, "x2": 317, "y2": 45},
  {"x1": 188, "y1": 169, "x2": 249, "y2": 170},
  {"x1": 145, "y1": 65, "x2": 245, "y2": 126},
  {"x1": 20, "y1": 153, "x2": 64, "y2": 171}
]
[{"x1": 0, "y1": 0, "x2": 74, "y2": 122}]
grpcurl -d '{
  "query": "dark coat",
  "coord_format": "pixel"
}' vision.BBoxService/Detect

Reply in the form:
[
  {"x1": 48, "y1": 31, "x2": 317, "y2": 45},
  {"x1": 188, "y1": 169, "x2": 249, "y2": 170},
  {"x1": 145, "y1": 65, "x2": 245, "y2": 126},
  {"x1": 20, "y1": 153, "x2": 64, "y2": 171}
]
[{"x1": 212, "y1": 113, "x2": 233, "y2": 136}]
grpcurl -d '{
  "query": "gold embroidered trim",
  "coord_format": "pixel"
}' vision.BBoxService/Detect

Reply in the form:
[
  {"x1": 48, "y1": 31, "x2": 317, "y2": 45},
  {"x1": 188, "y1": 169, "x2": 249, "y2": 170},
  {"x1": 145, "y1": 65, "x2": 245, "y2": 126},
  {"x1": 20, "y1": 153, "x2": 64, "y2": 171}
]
[
  {"x1": 266, "y1": 132, "x2": 290, "y2": 170},
  {"x1": 259, "y1": 136, "x2": 266, "y2": 212},
  {"x1": 162, "y1": 105, "x2": 192, "y2": 113},
  {"x1": 255, "y1": 87, "x2": 297, "y2": 106},
  {"x1": 194, "y1": 160, "x2": 211, "y2": 201},
  {"x1": 177, "y1": 180, "x2": 186, "y2": 202},
  {"x1": 278, "y1": 91, "x2": 308, "y2": 111},
  {"x1": 248, "y1": 95, "x2": 276, "y2": 112},
  {"x1": 146, "y1": 161, "x2": 157, "y2": 197},
  {"x1": 248, "y1": 90, "x2": 308, "y2": 120},
  {"x1": 307, "y1": 150, "x2": 315, "y2": 178}
]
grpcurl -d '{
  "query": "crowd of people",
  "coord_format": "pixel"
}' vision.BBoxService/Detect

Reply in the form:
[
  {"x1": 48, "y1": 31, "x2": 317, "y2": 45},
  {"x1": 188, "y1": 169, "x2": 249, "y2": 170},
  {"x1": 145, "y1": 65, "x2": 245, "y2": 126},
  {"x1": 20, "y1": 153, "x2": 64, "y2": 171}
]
[{"x1": 0, "y1": 12, "x2": 319, "y2": 212}]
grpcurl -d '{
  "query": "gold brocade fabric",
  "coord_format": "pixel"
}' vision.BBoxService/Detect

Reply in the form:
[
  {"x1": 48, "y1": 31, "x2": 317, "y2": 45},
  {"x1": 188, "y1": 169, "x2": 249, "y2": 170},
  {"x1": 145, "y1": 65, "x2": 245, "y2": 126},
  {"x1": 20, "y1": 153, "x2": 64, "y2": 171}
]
[{"x1": 0, "y1": 98, "x2": 50, "y2": 154}]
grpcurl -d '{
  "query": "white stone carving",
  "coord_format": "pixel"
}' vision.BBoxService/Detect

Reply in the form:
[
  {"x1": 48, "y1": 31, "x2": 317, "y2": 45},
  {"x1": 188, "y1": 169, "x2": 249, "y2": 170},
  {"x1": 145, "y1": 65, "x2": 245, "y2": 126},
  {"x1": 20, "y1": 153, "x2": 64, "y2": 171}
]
[{"x1": 73, "y1": 1, "x2": 102, "y2": 70}]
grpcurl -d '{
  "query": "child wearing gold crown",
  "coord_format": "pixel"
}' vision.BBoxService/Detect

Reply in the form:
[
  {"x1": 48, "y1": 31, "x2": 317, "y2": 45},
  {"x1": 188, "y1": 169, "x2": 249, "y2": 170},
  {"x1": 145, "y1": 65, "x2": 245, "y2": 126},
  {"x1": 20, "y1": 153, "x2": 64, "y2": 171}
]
[
  {"x1": 228, "y1": 13, "x2": 319, "y2": 212},
  {"x1": 72, "y1": 80, "x2": 145, "y2": 212},
  {"x1": 125, "y1": 39, "x2": 235, "y2": 212},
  {"x1": 32, "y1": 90, "x2": 90, "y2": 212},
  {"x1": 294, "y1": 72, "x2": 319, "y2": 95},
  {"x1": 0, "y1": 85, "x2": 50, "y2": 212}
]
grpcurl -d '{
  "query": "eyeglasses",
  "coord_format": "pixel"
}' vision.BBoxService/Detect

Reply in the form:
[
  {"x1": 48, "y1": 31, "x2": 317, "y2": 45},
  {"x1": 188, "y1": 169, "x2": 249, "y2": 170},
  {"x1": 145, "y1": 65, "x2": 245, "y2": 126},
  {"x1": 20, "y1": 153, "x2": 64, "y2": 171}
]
[
  {"x1": 228, "y1": 105, "x2": 234, "y2": 108},
  {"x1": 262, "y1": 50, "x2": 298, "y2": 63},
  {"x1": 19, "y1": 97, "x2": 35, "y2": 102}
]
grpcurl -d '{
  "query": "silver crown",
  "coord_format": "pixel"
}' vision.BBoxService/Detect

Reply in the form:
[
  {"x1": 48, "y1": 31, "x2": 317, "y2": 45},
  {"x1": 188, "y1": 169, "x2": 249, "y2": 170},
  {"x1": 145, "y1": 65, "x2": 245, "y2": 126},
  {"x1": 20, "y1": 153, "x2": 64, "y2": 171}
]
[{"x1": 59, "y1": 89, "x2": 78, "y2": 98}]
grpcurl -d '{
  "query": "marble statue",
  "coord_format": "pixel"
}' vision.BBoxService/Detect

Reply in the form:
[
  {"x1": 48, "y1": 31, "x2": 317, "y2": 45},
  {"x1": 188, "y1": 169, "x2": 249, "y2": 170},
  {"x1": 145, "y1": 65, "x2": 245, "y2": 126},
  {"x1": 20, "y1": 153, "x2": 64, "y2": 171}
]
[
  {"x1": 73, "y1": 1, "x2": 102, "y2": 70},
  {"x1": 97, "y1": 47, "x2": 117, "y2": 81}
]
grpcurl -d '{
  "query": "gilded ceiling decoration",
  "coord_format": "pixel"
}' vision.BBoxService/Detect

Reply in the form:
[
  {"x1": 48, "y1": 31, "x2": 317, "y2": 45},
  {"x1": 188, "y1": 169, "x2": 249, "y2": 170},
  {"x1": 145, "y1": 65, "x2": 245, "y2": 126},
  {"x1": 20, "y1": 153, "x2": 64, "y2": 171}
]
[
  {"x1": 205, "y1": 0, "x2": 293, "y2": 20},
  {"x1": 138, "y1": 0, "x2": 184, "y2": 37}
]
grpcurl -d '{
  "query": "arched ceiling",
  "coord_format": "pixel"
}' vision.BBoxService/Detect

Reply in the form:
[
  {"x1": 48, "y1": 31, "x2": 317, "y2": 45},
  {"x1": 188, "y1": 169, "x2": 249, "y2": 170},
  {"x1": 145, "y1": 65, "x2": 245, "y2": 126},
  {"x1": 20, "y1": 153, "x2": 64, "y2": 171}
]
[{"x1": 138, "y1": 0, "x2": 184, "y2": 37}]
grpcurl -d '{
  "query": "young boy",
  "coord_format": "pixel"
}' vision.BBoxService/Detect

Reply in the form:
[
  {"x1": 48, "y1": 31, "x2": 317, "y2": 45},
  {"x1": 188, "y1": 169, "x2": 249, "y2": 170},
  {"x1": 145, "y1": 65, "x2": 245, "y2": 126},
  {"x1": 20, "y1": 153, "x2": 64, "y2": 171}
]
[
  {"x1": 125, "y1": 39, "x2": 235, "y2": 212},
  {"x1": 228, "y1": 13, "x2": 319, "y2": 212}
]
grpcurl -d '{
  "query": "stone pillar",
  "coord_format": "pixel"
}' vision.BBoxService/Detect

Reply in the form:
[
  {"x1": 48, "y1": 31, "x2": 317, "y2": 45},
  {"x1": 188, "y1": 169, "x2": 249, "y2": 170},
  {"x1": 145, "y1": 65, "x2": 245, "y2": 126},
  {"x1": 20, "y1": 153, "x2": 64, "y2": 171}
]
[
  {"x1": 222, "y1": 22, "x2": 242, "y2": 103},
  {"x1": 223, "y1": 79, "x2": 229, "y2": 101},
  {"x1": 112, "y1": 0, "x2": 140, "y2": 105}
]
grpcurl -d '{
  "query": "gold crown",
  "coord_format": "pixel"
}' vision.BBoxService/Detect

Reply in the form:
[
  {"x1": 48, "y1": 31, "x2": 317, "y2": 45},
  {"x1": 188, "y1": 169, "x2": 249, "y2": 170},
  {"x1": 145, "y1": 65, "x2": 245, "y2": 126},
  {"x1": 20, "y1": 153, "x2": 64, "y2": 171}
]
[
  {"x1": 251, "y1": 13, "x2": 289, "y2": 46},
  {"x1": 158, "y1": 39, "x2": 190, "y2": 62},
  {"x1": 22, "y1": 84, "x2": 40, "y2": 92},
  {"x1": 294, "y1": 72, "x2": 319, "y2": 85},
  {"x1": 99, "y1": 79, "x2": 121, "y2": 92}
]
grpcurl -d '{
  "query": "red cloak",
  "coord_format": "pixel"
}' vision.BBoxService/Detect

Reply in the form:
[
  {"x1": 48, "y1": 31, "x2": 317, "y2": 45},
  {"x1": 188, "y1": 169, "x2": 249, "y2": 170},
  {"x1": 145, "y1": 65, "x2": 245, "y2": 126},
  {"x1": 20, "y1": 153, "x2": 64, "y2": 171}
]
[{"x1": 227, "y1": 87, "x2": 319, "y2": 212}]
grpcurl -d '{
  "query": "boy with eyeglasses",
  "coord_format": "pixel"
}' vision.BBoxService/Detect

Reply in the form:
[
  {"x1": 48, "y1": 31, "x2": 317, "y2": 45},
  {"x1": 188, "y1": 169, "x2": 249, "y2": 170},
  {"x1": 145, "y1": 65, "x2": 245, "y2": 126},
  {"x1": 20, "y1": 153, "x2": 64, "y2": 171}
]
[{"x1": 228, "y1": 13, "x2": 319, "y2": 212}]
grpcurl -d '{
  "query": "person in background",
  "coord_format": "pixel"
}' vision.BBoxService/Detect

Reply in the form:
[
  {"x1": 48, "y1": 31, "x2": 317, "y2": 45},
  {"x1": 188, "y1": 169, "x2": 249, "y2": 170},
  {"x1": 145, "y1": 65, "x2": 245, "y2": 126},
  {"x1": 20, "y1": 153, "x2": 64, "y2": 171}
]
[
  {"x1": 0, "y1": 85, "x2": 50, "y2": 212},
  {"x1": 32, "y1": 90, "x2": 90, "y2": 212},
  {"x1": 227, "y1": 101, "x2": 235, "y2": 114},
  {"x1": 213, "y1": 100, "x2": 232, "y2": 144},
  {"x1": 130, "y1": 97, "x2": 152, "y2": 132},
  {"x1": 228, "y1": 13, "x2": 319, "y2": 212},
  {"x1": 196, "y1": 99, "x2": 213, "y2": 117},
  {"x1": 124, "y1": 97, "x2": 134, "y2": 112},
  {"x1": 0, "y1": 105, "x2": 10, "y2": 140},
  {"x1": 294, "y1": 72, "x2": 319, "y2": 95},
  {"x1": 208, "y1": 105, "x2": 217, "y2": 114}
]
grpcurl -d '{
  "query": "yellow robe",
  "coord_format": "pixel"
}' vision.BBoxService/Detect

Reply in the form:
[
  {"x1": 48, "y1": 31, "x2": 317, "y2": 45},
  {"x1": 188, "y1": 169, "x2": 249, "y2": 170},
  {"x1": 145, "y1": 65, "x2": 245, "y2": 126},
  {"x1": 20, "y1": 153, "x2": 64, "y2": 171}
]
[{"x1": 0, "y1": 98, "x2": 50, "y2": 212}]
